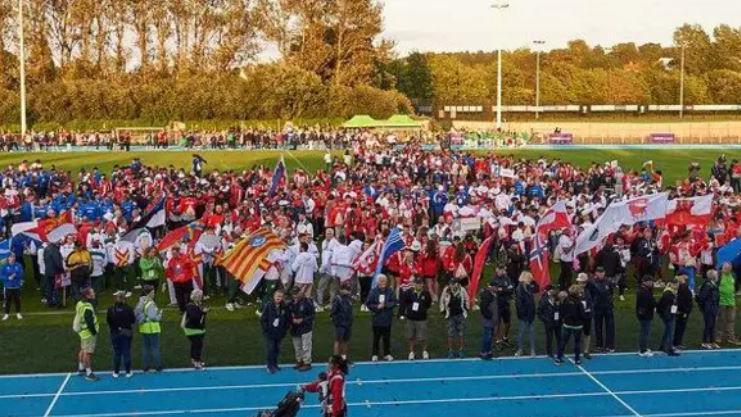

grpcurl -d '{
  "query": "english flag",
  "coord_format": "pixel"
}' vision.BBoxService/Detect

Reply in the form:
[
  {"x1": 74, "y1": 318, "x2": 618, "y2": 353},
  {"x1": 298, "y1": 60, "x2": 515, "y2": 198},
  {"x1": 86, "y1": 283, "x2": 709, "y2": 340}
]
[
  {"x1": 529, "y1": 201, "x2": 572, "y2": 289},
  {"x1": 664, "y1": 194, "x2": 714, "y2": 229}
]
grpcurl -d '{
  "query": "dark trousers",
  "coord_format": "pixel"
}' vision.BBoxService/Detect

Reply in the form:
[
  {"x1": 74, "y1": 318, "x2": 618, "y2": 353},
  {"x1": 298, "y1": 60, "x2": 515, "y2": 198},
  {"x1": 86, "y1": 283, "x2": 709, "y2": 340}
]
[
  {"x1": 702, "y1": 310, "x2": 717, "y2": 343},
  {"x1": 43, "y1": 274, "x2": 59, "y2": 306},
  {"x1": 638, "y1": 319, "x2": 652, "y2": 352},
  {"x1": 174, "y1": 281, "x2": 193, "y2": 312},
  {"x1": 481, "y1": 321, "x2": 497, "y2": 355},
  {"x1": 3, "y1": 288, "x2": 21, "y2": 313},
  {"x1": 359, "y1": 275, "x2": 372, "y2": 303},
  {"x1": 659, "y1": 317, "x2": 676, "y2": 352},
  {"x1": 557, "y1": 326, "x2": 581, "y2": 361},
  {"x1": 372, "y1": 325, "x2": 391, "y2": 356},
  {"x1": 674, "y1": 314, "x2": 689, "y2": 347},
  {"x1": 543, "y1": 322, "x2": 561, "y2": 357},
  {"x1": 113, "y1": 266, "x2": 131, "y2": 291},
  {"x1": 111, "y1": 334, "x2": 133, "y2": 373},
  {"x1": 265, "y1": 337, "x2": 282, "y2": 369},
  {"x1": 188, "y1": 334, "x2": 204, "y2": 361},
  {"x1": 71, "y1": 278, "x2": 91, "y2": 302},
  {"x1": 558, "y1": 262, "x2": 573, "y2": 290},
  {"x1": 594, "y1": 308, "x2": 615, "y2": 350}
]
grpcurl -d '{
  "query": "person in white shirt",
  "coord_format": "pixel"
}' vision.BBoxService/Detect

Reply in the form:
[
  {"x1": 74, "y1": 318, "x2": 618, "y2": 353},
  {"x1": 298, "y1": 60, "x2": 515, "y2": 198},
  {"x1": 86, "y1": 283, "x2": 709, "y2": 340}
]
[
  {"x1": 557, "y1": 230, "x2": 575, "y2": 290},
  {"x1": 194, "y1": 228, "x2": 222, "y2": 298},
  {"x1": 293, "y1": 242, "x2": 319, "y2": 297},
  {"x1": 109, "y1": 236, "x2": 135, "y2": 296},
  {"x1": 316, "y1": 228, "x2": 339, "y2": 311},
  {"x1": 88, "y1": 240, "x2": 108, "y2": 294},
  {"x1": 330, "y1": 235, "x2": 357, "y2": 298}
]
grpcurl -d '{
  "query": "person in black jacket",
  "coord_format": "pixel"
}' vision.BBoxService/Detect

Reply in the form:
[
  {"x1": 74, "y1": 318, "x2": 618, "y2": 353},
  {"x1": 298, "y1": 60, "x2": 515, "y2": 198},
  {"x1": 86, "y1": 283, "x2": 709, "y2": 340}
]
[
  {"x1": 515, "y1": 271, "x2": 539, "y2": 357},
  {"x1": 289, "y1": 287, "x2": 315, "y2": 372},
  {"x1": 576, "y1": 273, "x2": 594, "y2": 359},
  {"x1": 479, "y1": 280, "x2": 499, "y2": 360},
  {"x1": 595, "y1": 236, "x2": 628, "y2": 300},
  {"x1": 491, "y1": 266, "x2": 514, "y2": 347},
  {"x1": 330, "y1": 283, "x2": 353, "y2": 359},
  {"x1": 366, "y1": 275, "x2": 397, "y2": 361},
  {"x1": 587, "y1": 267, "x2": 616, "y2": 353},
  {"x1": 181, "y1": 289, "x2": 208, "y2": 369},
  {"x1": 106, "y1": 291, "x2": 136, "y2": 378},
  {"x1": 399, "y1": 278, "x2": 432, "y2": 360},
  {"x1": 556, "y1": 285, "x2": 586, "y2": 365},
  {"x1": 537, "y1": 286, "x2": 561, "y2": 359},
  {"x1": 697, "y1": 270, "x2": 720, "y2": 349},
  {"x1": 636, "y1": 277, "x2": 656, "y2": 356},
  {"x1": 672, "y1": 275, "x2": 693, "y2": 351},
  {"x1": 43, "y1": 240, "x2": 65, "y2": 308},
  {"x1": 260, "y1": 289, "x2": 290, "y2": 374},
  {"x1": 657, "y1": 281, "x2": 680, "y2": 356}
]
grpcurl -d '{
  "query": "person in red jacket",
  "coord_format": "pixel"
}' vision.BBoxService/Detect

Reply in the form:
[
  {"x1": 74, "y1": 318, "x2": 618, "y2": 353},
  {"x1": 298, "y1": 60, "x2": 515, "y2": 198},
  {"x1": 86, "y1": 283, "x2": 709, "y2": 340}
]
[
  {"x1": 416, "y1": 239, "x2": 441, "y2": 301},
  {"x1": 166, "y1": 246, "x2": 195, "y2": 312},
  {"x1": 301, "y1": 355, "x2": 348, "y2": 417}
]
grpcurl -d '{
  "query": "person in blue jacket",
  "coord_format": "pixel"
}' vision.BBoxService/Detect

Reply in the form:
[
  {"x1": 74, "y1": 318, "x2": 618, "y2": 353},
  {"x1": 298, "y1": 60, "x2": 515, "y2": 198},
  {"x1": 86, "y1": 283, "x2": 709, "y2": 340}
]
[
  {"x1": 1, "y1": 253, "x2": 24, "y2": 320},
  {"x1": 586, "y1": 266, "x2": 616, "y2": 353},
  {"x1": 366, "y1": 274, "x2": 397, "y2": 362},
  {"x1": 260, "y1": 289, "x2": 290, "y2": 374},
  {"x1": 696, "y1": 269, "x2": 720, "y2": 349},
  {"x1": 330, "y1": 283, "x2": 354, "y2": 360},
  {"x1": 430, "y1": 186, "x2": 448, "y2": 219}
]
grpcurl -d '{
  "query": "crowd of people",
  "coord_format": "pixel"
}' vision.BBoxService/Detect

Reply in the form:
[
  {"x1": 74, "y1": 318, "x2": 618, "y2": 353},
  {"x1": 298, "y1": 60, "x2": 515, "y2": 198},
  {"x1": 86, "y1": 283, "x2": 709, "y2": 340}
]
[{"x1": 0, "y1": 146, "x2": 739, "y2": 388}]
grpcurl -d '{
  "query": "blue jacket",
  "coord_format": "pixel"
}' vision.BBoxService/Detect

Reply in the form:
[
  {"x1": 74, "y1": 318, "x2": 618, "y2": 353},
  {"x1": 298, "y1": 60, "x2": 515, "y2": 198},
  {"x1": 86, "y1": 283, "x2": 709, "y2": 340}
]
[
  {"x1": 289, "y1": 297, "x2": 315, "y2": 336},
  {"x1": 0, "y1": 263, "x2": 24, "y2": 289},
  {"x1": 366, "y1": 287, "x2": 397, "y2": 327},
  {"x1": 330, "y1": 294, "x2": 354, "y2": 328}
]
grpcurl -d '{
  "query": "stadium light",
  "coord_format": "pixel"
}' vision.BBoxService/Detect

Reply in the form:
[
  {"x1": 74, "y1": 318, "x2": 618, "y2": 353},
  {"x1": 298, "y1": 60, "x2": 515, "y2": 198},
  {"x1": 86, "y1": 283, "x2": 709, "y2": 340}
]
[
  {"x1": 491, "y1": 3, "x2": 509, "y2": 130},
  {"x1": 679, "y1": 43, "x2": 686, "y2": 119},
  {"x1": 18, "y1": 0, "x2": 27, "y2": 137},
  {"x1": 533, "y1": 40, "x2": 545, "y2": 120}
]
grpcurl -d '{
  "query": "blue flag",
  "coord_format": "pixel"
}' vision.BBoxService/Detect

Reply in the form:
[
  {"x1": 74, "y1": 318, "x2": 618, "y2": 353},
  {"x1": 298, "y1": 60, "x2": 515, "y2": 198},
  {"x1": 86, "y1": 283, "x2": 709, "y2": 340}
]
[
  {"x1": 717, "y1": 238, "x2": 741, "y2": 268},
  {"x1": 0, "y1": 239, "x2": 11, "y2": 265},
  {"x1": 373, "y1": 227, "x2": 404, "y2": 287},
  {"x1": 269, "y1": 157, "x2": 286, "y2": 197}
]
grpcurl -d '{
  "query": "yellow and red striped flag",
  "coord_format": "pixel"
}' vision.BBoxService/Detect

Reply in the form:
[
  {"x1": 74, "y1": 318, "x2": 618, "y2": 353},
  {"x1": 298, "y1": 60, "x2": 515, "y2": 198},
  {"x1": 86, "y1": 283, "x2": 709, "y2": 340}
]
[{"x1": 216, "y1": 228, "x2": 286, "y2": 294}]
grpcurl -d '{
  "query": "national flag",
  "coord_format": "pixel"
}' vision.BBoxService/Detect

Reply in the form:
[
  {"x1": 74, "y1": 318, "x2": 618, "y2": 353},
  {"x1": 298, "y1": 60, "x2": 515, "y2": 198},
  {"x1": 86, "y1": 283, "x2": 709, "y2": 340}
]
[
  {"x1": 0, "y1": 239, "x2": 11, "y2": 265},
  {"x1": 216, "y1": 228, "x2": 286, "y2": 294},
  {"x1": 13, "y1": 211, "x2": 76, "y2": 243},
  {"x1": 664, "y1": 194, "x2": 714, "y2": 229},
  {"x1": 269, "y1": 156, "x2": 287, "y2": 197},
  {"x1": 716, "y1": 238, "x2": 741, "y2": 268},
  {"x1": 122, "y1": 193, "x2": 167, "y2": 242},
  {"x1": 575, "y1": 193, "x2": 668, "y2": 255},
  {"x1": 529, "y1": 201, "x2": 572, "y2": 289},
  {"x1": 468, "y1": 235, "x2": 494, "y2": 300},
  {"x1": 156, "y1": 220, "x2": 205, "y2": 253},
  {"x1": 352, "y1": 239, "x2": 382, "y2": 274},
  {"x1": 373, "y1": 227, "x2": 404, "y2": 287}
]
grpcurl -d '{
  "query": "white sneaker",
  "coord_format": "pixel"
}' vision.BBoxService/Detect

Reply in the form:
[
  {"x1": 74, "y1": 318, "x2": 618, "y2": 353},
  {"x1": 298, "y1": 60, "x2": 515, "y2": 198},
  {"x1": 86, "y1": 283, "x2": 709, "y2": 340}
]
[
  {"x1": 619, "y1": 295, "x2": 625, "y2": 301},
  {"x1": 125, "y1": 291, "x2": 132, "y2": 298},
  {"x1": 133, "y1": 285, "x2": 142, "y2": 290},
  {"x1": 112, "y1": 372, "x2": 119, "y2": 378},
  {"x1": 125, "y1": 372, "x2": 133, "y2": 378},
  {"x1": 408, "y1": 352, "x2": 415, "y2": 360},
  {"x1": 371, "y1": 355, "x2": 379, "y2": 362},
  {"x1": 234, "y1": 303, "x2": 244, "y2": 309},
  {"x1": 16, "y1": 313, "x2": 22, "y2": 320},
  {"x1": 225, "y1": 303, "x2": 234, "y2": 312},
  {"x1": 315, "y1": 306, "x2": 324, "y2": 313},
  {"x1": 384, "y1": 355, "x2": 394, "y2": 362},
  {"x1": 255, "y1": 309, "x2": 262, "y2": 317},
  {"x1": 360, "y1": 305, "x2": 369, "y2": 312},
  {"x1": 422, "y1": 351, "x2": 430, "y2": 360},
  {"x1": 1, "y1": 314, "x2": 8, "y2": 321}
]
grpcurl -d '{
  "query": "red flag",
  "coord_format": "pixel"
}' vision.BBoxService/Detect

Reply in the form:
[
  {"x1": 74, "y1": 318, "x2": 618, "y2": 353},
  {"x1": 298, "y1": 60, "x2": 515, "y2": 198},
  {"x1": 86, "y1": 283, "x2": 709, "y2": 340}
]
[
  {"x1": 156, "y1": 220, "x2": 205, "y2": 252},
  {"x1": 664, "y1": 194, "x2": 714, "y2": 229},
  {"x1": 468, "y1": 235, "x2": 494, "y2": 300},
  {"x1": 529, "y1": 237, "x2": 551, "y2": 290},
  {"x1": 529, "y1": 200, "x2": 572, "y2": 290}
]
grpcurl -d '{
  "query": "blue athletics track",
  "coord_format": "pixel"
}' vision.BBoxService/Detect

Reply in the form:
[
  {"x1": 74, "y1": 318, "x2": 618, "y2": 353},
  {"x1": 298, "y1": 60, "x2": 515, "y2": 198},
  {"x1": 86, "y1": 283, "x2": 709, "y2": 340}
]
[{"x1": 2, "y1": 349, "x2": 740, "y2": 417}]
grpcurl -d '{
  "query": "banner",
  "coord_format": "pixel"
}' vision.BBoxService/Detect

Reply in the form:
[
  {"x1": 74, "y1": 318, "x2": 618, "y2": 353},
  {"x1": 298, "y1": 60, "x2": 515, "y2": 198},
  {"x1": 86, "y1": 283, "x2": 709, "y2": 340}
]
[
  {"x1": 548, "y1": 133, "x2": 573, "y2": 144},
  {"x1": 649, "y1": 133, "x2": 675, "y2": 143}
]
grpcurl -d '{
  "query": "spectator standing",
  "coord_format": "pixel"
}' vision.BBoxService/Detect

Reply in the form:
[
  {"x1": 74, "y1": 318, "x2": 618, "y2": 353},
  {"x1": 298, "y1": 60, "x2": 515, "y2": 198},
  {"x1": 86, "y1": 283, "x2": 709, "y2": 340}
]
[
  {"x1": 181, "y1": 289, "x2": 208, "y2": 370},
  {"x1": 73, "y1": 288, "x2": 99, "y2": 381},
  {"x1": 556, "y1": 285, "x2": 586, "y2": 365},
  {"x1": 330, "y1": 283, "x2": 354, "y2": 360},
  {"x1": 514, "y1": 271, "x2": 538, "y2": 357},
  {"x1": 289, "y1": 287, "x2": 315, "y2": 372},
  {"x1": 1, "y1": 253, "x2": 24, "y2": 320},
  {"x1": 697, "y1": 270, "x2": 721, "y2": 349},
  {"x1": 440, "y1": 278, "x2": 470, "y2": 358},
  {"x1": 166, "y1": 246, "x2": 195, "y2": 312},
  {"x1": 537, "y1": 286, "x2": 561, "y2": 359},
  {"x1": 479, "y1": 280, "x2": 499, "y2": 360},
  {"x1": 135, "y1": 285, "x2": 163, "y2": 372},
  {"x1": 399, "y1": 277, "x2": 432, "y2": 360},
  {"x1": 366, "y1": 274, "x2": 397, "y2": 361},
  {"x1": 66, "y1": 241, "x2": 93, "y2": 302},
  {"x1": 657, "y1": 281, "x2": 680, "y2": 356},
  {"x1": 43, "y1": 239, "x2": 65, "y2": 308},
  {"x1": 673, "y1": 274, "x2": 693, "y2": 351},
  {"x1": 106, "y1": 291, "x2": 136, "y2": 377},
  {"x1": 716, "y1": 262, "x2": 739, "y2": 345},
  {"x1": 576, "y1": 273, "x2": 594, "y2": 359},
  {"x1": 491, "y1": 266, "x2": 514, "y2": 347},
  {"x1": 587, "y1": 266, "x2": 616, "y2": 353},
  {"x1": 139, "y1": 247, "x2": 164, "y2": 295},
  {"x1": 636, "y1": 278, "x2": 656, "y2": 357},
  {"x1": 261, "y1": 289, "x2": 290, "y2": 374}
]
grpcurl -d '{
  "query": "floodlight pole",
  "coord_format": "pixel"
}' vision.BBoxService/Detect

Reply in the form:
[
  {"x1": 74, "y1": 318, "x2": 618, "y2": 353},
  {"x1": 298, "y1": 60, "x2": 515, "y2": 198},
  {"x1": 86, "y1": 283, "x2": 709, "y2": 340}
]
[
  {"x1": 492, "y1": 3, "x2": 509, "y2": 130},
  {"x1": 18, "y1": 0, "x2": 27, "y2": 136},
  {"x1": 679, "y1": 44, "x2": 685, "y2": 119},
  {"x1": 533, "y1": 40, "x2": 545, "y2": 120}
]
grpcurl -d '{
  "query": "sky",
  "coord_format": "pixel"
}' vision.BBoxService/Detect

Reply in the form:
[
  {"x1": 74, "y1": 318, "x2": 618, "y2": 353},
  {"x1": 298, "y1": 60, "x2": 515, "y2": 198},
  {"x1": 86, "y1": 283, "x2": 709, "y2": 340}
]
[{"x1": 383, "y1": 0, "x2": 741, "y2": 55}]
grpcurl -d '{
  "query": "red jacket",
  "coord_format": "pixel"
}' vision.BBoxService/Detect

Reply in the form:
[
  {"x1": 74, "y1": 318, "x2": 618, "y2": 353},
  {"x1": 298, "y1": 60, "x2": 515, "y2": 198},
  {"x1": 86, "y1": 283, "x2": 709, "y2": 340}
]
[
  {"x1": 166, "y1": 254, "x2": 195, "y2": 284},
  {"x1": 303, "y1": 369, "x2": 345, "y2": 416}
]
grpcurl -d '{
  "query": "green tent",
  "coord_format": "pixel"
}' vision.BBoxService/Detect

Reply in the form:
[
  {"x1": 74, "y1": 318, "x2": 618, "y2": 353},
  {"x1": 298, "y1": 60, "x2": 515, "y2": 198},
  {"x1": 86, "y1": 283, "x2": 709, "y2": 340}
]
[
  {"x1": 383, "y1": 114, "x2": 423, "y2": 128},
  {"x1": 342, "y1": 115, "x2": 381, "y2": 128}
]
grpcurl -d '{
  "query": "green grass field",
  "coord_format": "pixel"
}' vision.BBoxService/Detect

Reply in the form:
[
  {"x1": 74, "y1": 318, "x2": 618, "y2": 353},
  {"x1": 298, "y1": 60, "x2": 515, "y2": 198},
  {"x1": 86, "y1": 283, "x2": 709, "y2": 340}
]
[{"x1": 0, "y1": 148, "x2": 739, "y2": 375}]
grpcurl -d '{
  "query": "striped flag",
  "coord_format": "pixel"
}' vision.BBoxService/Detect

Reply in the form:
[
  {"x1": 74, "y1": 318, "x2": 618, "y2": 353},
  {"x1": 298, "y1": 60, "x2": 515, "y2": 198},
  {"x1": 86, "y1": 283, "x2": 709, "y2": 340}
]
[
  {"x1": 156, "y1": 220, "x2": 205, "y2": 253},
  {"x1": 269, "y1": 156, "x2": 286, "y2": 197},
  {"x1": 373, "y1": 227, "x2": 404, "y2": 287},
  {"x1": 216, "y1": 228, "x2": 286, "y2": 294}
]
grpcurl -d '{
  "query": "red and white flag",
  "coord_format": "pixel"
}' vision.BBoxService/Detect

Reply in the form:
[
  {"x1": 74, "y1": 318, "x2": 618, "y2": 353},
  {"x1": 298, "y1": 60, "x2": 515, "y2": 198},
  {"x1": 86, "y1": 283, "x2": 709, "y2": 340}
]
[
  {"x1": 12, "y1": 211, "x2": 77, "y2": 243},
  {"x1": 352, "y1": 239, "x2": 382, "y2": 275},
  {"x1": 664, "y1": 194, "x2": 714, "y2": 229},
  {"x1": 534, "y1": 201, "x2": 572, "y2": 240},
  {"x1": 529, "y1": 201, "x2": 572, "y2": 289},
  {"x1": 468, "y1": 235, "x2": 495, "y2": 300}
]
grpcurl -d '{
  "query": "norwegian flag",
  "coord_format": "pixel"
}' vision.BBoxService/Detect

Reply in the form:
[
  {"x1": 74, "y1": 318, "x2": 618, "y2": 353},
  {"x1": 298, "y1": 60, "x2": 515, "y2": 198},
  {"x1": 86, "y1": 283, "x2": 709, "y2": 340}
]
[{"x1": 529, "y1": 201, "x2": 572, "y2": 289}]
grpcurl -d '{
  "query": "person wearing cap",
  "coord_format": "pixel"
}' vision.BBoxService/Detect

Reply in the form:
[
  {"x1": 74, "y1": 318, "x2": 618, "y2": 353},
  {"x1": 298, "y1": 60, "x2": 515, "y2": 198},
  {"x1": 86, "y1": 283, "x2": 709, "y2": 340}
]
[
  {"x1": 537, "y1": 286, "x2": 561, "y2": 359},
  {"x1": 135, "y1": 284, "x2": 163, "y2": 372},
  {"x1": 636, "y1": 277, "x2": 656, "y2": 357},
  {"x1": 330, "y1": 282, "x2": 354, "y2": 359},
  {"x1": 586, "y1": 266, "x2": 616, "y2": 353},
  {"x1": 514, "y1": 271, "x2": 539, "y2": 357},
  {"x1": 181, "y1": 289, "x2": 208, "y2": 370},
  {"x1": 66, "y1": 240, "x2": 93, "y2": 302},
  {"x1": 555, "y1": 285, "x2": 587, "y2": 365},
  {"x1": 672, "y1": 274, "x2": 693, "y2": 351},
  {"x1": 440, "y1": 277, "x2": 470, "y2": 358},
  {"x1": 1, "y1": 253, "x2": 24, "y2": 320},
  {"x1": 366, "y1": 274, "x2": 397, "y2": 361},
  {"x1": 479, "y1": 279, "x2": 500, "y2": 360},
  {"x1": 575, "y1": 273, "x2": 594, "y2": 359},
  {"x1": 260, "y1": 289, "x2": 290, "y2": 374},
  {"x1": 106, "y1": 290, "x2": 136, "y2": 377},
  {"x1": 166, "y1": 246, "x2": 196, "y2": 313},
  {"x1": 73, "y1": 287, "x2": 99, "y2": 381},
  {"x1": 399, "y1": 277, "x2": 432, "y2": 360},
  {"x1": 697, "y1": 269, "x2": 721, "y2": 349},
  {"x1": 289, "y1": 287, "x2": 315, "y2": 372},
  {"x1": 657, "y1": 280, "x2": 680, "y2": 356}
]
